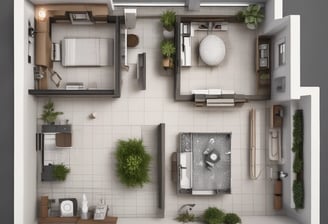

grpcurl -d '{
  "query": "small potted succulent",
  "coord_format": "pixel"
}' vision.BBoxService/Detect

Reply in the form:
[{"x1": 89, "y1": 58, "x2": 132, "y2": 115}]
[
  {"x1": 160, "y1": 40, "x2": 176, "y2": 69},
  {"x1": 236, "y1": 4, "x2": 264, "y2": 30},
  {"x1": 160, "y1": 10, "x2": 176, "y2": 38}
]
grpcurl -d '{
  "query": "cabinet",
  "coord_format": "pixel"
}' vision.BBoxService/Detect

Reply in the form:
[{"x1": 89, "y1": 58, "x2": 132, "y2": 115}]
[
  {"x1": 37, "y1": 125, "x2": 72, "y2": 181},
  {"x1": 180, "y1": 22, "x2": 192, "y2": 67},
  {"x1": 38, "y1": 216, "x2": 117, "y2": 224},
  {"x1": 256, "y1": 36, "x2": 271, "y2": 95}
]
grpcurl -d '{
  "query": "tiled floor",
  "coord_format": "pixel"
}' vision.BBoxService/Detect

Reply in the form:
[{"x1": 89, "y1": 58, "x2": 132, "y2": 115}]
[{"x1": 37, "y1": 18, "x2": 279, "y2": 218}]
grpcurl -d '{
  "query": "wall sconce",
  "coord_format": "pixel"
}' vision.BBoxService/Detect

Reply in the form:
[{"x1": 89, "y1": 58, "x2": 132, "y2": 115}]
[{"x1": 38, "y1": 8, "x2": 47, "y2": 21}]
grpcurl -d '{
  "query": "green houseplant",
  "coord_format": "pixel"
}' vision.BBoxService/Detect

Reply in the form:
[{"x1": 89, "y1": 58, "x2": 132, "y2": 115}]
[
  {"x1": 52, "y1": 164, "x2": 70, "y2": 181},
  {"x1": 41, "y1": 99, "x2": 63, "y2": 124},
  {"x1": 176, "y1": 211, "x2": 196, "y2": 223},
  {"x1": 203, "y1": 207, "x2": 225, "y2": 224},
  {"x1": 223, "y1": 213, "x2": 241, "y2": 224},
  {"x1": 161, "y1": 10, "x2": 176, "y2": 38},
  {"x1": 160, "y1": 40, "x2": 176, "y2": 69},
  {"x1": 293, "y1": 180, "x2": 304, "y2": 209},
  {"x1": 292, "y1": 110, "x2": 304, "y2": 209},
  {"x1": 116, "y1": 139, "x2": 151, "y2": 187},
  {"x1": 237, "y1": 4, "x2": 264, "y2": 30}
]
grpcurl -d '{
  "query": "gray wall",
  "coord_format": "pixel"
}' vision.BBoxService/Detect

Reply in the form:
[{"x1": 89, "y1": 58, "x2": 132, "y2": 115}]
[
  {"x1": 0, "y1": 0, "x2": 14, "y2": 223},
  {"x1": 283, "y1": 1, "x2": 328, "y2": 223},
  {"x1": 113, "y1": 0, "x2": 265, "y2": 3}
]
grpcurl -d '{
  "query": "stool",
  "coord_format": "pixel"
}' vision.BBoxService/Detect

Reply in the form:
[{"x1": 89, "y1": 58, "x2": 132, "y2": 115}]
[{"x1": 127, "y1": 34, "x2": 139, "y2": 47}]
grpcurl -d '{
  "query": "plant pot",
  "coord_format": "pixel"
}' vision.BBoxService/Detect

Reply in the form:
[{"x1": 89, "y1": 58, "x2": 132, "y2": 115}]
[
  {"x1": 42, "y1": 165, "x2": 56, "y2": 181},
  {"x1": 42, "y1": 124, "x2": 71, "y2": 133},
  {"x1": 163, "y1": 29, "x2": 174, "y2": 39},
  {"x1": 246, "y1": 23, "x2": 257, "y2": 30},
  {"x1": 162, "y1": 58, "x2": 171, "y2": 68},
  {"x1": 162, "y1": 57, "x2": 173, "y2": 69}
]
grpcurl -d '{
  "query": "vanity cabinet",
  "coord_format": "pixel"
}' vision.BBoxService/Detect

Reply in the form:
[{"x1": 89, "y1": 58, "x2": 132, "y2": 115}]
[{"x1": 256, "y1": 36, "x2": 271, "y2": 95}]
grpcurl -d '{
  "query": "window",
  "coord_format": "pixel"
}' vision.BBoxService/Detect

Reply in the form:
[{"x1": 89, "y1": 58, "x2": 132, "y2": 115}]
[{"x1": 278, "y1": 42, "x2": 286, "y2": 66}]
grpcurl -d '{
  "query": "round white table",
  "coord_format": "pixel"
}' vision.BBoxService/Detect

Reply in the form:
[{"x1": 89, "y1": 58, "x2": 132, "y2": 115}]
[{"x1": 199, "y1": 34, "x2": 226, "y2": 66}]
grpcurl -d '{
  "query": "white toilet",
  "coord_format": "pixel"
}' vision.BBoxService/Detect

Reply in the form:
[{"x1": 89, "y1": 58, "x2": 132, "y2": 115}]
[{"x1": 199, "y1": 34, "x2": 226, "y2": 66}]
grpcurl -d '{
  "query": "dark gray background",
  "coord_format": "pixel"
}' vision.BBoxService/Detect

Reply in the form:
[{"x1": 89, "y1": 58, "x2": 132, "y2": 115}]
[
  {"x1": 0, "y1": 0, "x2": 14, "y2": 222},
  {"x1": 0, "y1": 0, "x2": 327, "y2": 223},
  {"x1": 284, "y1": 1, "x2": 328, "y2": 223}
]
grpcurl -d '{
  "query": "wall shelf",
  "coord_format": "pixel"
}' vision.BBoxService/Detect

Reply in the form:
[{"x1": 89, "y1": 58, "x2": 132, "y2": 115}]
[
  {"x1": 38, "y1": 216, "x2": 117, "y2": 224},
  {"x1": 256, "y1": 35, "x2": 271, "y2": 96},
  {"x1": 29, "y1": 89, "x2": 116, "y2": 96}
]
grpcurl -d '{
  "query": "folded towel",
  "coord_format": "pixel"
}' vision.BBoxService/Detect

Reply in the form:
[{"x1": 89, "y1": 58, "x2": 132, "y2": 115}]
[
  {"x1": 222, "y1": 89, "x2": 235, "y2": 95},
  {"x1": 208, "y1": 89, "x2": 222, "y2": 95},
  {"x1": 192, "y1": 89, "x2": 209, "y2": 95}
]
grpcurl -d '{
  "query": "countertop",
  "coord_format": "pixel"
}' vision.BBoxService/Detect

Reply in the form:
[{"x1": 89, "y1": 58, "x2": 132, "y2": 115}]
[{"x1": 117, "y1": 216, "x2": 300, "y2": 224}]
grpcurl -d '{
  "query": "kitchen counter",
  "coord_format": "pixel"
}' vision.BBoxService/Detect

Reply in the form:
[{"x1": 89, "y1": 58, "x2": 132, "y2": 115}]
[{"x1": 117, "y1": 216, "x2": 299, "y2": 224}]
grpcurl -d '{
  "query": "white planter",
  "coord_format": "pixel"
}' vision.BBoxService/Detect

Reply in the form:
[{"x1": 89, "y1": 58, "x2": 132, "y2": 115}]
[
  {"x1": 163, "y1": 29, "x2": 174, "y2": 39},
  {"x1": 246, "y1": 23, "x2": 257, "y2": 30}
]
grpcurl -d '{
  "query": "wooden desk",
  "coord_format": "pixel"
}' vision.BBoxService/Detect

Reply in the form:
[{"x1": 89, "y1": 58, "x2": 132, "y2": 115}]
[
  {"x1": 39, "y1": 216, "x2": 117, "y2": 224},
  {"x1": 78, "y1": 217, "x2": 118, "y2": 224}
]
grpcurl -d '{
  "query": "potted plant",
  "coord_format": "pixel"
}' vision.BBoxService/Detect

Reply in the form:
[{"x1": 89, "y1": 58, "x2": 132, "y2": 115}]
[
  {"x1": 160, "y1": 10, "x2": 176, "y2": 38},
  {"x1": 160, "y1": 40, "x2": 176, "y2": 69},
  {"x1": 236, "y1": 4, "x2": 264, "y2": 30},
  {"x1": 223, "y1": 213, "x2": 241, "y2": 224},
  {"x1": 203, "y1": 207, "x2": 225, "y2": 224},
  {"x1": 176, "y1": 211, "x2": 196, "y2": 223},
  {"x1": 115, "y1": 139, "x2": 151, "y2": 187},
  {"x1": 41, "y1": 99, "x2": 63, "y2": 125},
  {"x1": 42, "y1": 163, "x2": 70, "y2": 181},
  {"x1": 52, "y1": 164, "x2": 70, "y2": 181}
]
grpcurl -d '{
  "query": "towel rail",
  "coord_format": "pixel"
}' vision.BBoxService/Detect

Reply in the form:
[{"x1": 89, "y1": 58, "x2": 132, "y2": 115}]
[{"x1": 250, "y1": 108, "x2": 260, "y2": 179}]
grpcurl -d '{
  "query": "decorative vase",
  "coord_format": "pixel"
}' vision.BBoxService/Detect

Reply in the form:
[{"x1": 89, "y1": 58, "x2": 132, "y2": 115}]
[{"x1": 163, "y1": 29, "x2": 174, "y2": 39}]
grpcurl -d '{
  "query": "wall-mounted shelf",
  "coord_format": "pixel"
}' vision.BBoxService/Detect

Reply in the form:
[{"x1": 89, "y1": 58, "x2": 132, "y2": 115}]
[
  {"x1": 38, "y1": 216, "x2": 117, "y2": 224},
  {"x1": 29, "y1": 89, "x2": 116, "y2": 96},
  {"x1": 137, "y1": 53, "x2": 146, "y2": 90},
  {"x1": 256, "y1": 36, "x2": 271, "y2": 96}
]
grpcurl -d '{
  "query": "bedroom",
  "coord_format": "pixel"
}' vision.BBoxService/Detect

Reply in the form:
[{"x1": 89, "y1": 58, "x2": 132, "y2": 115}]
[{"x1": 30, "y1": 5, "x2": 121, "y2": 96}]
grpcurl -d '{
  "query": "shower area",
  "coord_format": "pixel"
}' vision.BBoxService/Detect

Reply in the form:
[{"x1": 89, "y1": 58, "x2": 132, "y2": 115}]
[{"x1": 177, "y1": 133, "x2": 231, "y2": 195}]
